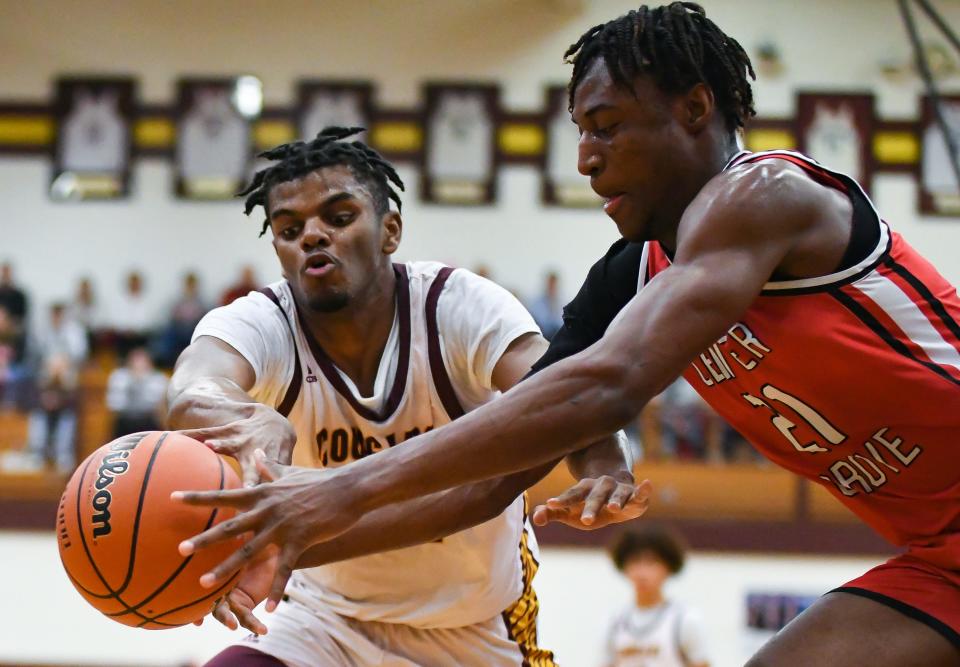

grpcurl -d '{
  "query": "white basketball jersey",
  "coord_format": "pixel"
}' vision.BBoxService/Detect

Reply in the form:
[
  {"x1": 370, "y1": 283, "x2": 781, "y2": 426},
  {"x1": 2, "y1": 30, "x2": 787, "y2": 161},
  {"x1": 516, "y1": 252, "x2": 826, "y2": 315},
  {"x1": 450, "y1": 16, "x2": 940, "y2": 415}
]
[
  {"x1": 607, "y1": 602, "x2": 707, "y2": 667},
  {"x1": 193, "y1": 261, "x2": 542, "y2": 629}
]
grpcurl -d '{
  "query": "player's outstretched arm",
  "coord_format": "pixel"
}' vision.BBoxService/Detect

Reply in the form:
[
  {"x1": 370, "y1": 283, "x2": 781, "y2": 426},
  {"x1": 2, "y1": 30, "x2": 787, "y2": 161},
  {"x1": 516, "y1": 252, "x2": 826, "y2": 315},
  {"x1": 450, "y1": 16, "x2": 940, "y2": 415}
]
[
  {"x1": 202, "y1": 444, "x2": 647, "y2": 635},
  {"x1": 342, "y1": 161, "x2": 819, "y2": 510},
  {"x1": 167, "y1": 336, "x2": 296, "y2": 486},
  {"x1": 175, "y1": 161, "x2": 828, "y2": 607}
]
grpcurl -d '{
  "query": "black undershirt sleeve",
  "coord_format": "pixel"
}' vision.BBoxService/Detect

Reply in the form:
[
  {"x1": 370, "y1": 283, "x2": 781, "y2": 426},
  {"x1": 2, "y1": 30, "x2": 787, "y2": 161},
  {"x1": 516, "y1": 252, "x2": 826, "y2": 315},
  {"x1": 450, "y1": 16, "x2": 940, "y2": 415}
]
[{"x1": 528, "y1": 239, "x2": 646, "y2": 376}]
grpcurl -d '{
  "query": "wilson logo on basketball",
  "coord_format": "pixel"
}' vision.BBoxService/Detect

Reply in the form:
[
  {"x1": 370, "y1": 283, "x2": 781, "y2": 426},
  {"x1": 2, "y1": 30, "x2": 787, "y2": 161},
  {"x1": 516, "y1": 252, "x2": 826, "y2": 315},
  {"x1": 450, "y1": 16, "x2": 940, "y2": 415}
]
[{"x1": 90, "y1": 439, "x2": 139, "y2": 538}]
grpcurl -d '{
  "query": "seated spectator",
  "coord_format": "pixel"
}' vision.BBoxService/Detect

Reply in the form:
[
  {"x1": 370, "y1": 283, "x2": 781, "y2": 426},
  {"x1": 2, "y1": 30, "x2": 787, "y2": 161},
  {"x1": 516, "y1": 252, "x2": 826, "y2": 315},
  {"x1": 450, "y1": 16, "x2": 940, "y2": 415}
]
[
  {"x1": 106, "y1": 347, "x2": 168, "y2": 438},
  {"x1": 72, "y1": 276, "x2": 99, "y2": 349},
  {"x1": 0, "y1": 306, "x2": 27, "y2": 407},
  {"x1": 31, "y1": 302, "x2": 88, "y2": 369},
  {"x1": 153, "y1": 271, "x2": 207, "y2": 368},
  {"x1": 110, "y1": 271, "x2": 154, "y2": 359},
  {"x1": 526, "y1": 270, "x2": 563, "y2": 340},
  {"x1": 0, "y1": 263, "x2": 28, "y2": 399},
  {"x1": 641, "y1": 379, "x2": 724, "y2": 463},
  {"x1": 220, "y1": 265, "x2": 258, "y2": 306},
  {"x1": 21, "y1": 303, "x2": 89, "y2": 472},
  {"x1": 25, "y1": 352, "x2": 79, "y2": 473},
  {"x1": 605, "y1": 527, "x2": 710, "y2": 667},
  {"x1": 472, "y1": 263, "x2": 492, "y2": 280},
  {"x1": 720, "y1": 424, "x2": 762, "y2": 464},
  {"x1": 0, "y1": 262, "x2": 28, "y2": 326}
]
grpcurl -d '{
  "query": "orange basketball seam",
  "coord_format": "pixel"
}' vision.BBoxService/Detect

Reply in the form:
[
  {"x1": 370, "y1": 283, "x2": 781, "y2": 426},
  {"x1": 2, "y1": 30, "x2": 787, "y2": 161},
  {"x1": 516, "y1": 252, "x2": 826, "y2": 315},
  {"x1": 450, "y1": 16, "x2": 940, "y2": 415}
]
[
  {"x1": 71, "y1": 433, "x2": 176, "y2": 624},
  {"x1": 104, "y1": 455, "x2": 227, "y2": 617},
  {"x1": 135, "y1": 569, "x2": 241, "y2": 628},
  {"x1": 114, "y1": 431, "x2": 171, "y2": 596}
]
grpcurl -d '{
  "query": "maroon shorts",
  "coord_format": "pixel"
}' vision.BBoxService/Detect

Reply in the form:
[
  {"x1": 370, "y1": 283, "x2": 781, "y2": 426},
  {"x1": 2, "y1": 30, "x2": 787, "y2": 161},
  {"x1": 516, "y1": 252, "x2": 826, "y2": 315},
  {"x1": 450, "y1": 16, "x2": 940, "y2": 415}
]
[{"x1": 834, "y1": 553, "x2": 960, "y2": 648}]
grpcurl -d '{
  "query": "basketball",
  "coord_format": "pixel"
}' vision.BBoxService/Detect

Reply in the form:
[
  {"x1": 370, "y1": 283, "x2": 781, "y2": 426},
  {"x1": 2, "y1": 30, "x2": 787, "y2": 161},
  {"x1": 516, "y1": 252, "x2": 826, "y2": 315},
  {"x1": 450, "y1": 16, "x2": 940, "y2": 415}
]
[{"x1": 56, "y1": 431, "x2": 243, "y2": 629}]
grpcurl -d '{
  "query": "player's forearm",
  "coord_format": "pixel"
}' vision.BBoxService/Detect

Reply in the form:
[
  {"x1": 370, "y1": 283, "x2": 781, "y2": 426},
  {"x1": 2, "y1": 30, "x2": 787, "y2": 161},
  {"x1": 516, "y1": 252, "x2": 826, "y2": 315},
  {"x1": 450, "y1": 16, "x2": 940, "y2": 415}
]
[
  {"x1": 166, "y1": 376, "x2": 260, "y2": 429},
  {"x1": 296, "y1": 464, "x2": 552, "y2": 567},
  {"x1": 343, "y1": 265, "x2": 744, "y2": 515},
  {"x1": 340, "y1": 348, "x2": 645, "y2": 514}
]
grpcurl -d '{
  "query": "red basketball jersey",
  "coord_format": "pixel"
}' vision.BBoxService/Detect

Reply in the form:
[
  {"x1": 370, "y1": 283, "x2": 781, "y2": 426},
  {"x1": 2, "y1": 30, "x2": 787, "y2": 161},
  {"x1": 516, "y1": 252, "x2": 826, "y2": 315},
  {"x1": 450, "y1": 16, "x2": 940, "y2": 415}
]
[{"x1": 643, "y1": 150, "x2": 960, "y2": 567}]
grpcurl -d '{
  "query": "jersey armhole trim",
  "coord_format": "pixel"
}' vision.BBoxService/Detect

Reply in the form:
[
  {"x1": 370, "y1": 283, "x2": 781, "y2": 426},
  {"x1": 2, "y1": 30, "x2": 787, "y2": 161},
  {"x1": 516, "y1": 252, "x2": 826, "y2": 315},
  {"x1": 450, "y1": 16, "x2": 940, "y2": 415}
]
[
  {"x1": 258, "y1": 287, "x2": 302, "y2": 417},
  {"x1": 425, "y1": 267, "x2": 466, "y2": 420},
  {"x1": 726, "y1": 150, "x2": 891, "y2": 296}
]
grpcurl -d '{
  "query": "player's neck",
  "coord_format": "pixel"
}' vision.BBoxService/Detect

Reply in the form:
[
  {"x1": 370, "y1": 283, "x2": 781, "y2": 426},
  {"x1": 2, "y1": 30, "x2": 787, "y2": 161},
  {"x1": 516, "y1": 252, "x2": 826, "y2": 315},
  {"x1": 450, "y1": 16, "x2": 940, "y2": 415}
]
[
  {"x1": 634, "y1": 589, "x2": 665, "y2": 609},
  {"x1": 654, "y1": 138, "x2": 741, "y2": 255},
  {"x1": 301, "y1": 270, "x2": 398, "y2": 396}
]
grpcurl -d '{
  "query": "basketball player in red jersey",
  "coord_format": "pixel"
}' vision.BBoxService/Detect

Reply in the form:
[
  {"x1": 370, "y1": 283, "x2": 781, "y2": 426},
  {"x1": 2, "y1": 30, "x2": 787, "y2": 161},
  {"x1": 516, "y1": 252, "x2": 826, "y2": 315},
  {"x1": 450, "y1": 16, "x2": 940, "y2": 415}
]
[{"x1": 178, "y1": 4, "x2": 960, "y2": 664}]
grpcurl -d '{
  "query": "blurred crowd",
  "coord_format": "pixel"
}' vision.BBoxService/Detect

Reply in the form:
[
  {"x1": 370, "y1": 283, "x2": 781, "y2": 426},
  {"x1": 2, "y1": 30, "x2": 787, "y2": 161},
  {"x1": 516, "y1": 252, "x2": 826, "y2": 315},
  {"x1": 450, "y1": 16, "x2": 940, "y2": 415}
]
[
  {"x1": 0, "y1": 261, "x2": 759, "y2": 478},
  {"x1": 0, "y1": 261, "x2": 259, "y2": 474}
]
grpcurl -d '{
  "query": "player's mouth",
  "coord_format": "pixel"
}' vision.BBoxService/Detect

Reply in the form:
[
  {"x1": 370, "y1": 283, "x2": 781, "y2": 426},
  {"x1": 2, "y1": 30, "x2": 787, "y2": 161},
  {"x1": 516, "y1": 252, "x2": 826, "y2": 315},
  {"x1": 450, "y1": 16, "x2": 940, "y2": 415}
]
[
  {"x1": 303, "y1": 252, "x2": 338, "y2": 278},
  {"x1": 602, "y1": 193, "x2": 626, "y2": 218}
]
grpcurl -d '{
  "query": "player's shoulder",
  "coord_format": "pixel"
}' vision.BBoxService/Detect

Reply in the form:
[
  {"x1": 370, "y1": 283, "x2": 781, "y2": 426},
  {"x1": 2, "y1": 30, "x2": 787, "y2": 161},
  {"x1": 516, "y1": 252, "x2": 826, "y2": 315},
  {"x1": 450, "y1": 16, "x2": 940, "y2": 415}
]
[
  {"x1": 706, "y1": 150, "x2": 837, "y2": 217},
  {"x1": 198, "y1": 280, "x2": 290, "y2": 330},
  {"x1": 402, "y1": 259, "x2": 452, "y2": 283},
  {"x1": 403, "y1": 260, "x2": 500, "y2": 295},
  {"x1": 680, "y1": 151, "x2": 832, "y2": 250}
]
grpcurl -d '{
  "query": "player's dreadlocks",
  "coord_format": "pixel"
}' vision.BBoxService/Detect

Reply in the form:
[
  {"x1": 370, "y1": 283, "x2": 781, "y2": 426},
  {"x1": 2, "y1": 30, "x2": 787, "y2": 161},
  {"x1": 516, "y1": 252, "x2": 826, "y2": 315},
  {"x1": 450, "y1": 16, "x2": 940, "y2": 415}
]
[
  {"x1": 238, "y1": 126, "x2": 405, "y2": 237},
  {"x1": 564, "y1": 2, "x2": 756, "y2": 131}
]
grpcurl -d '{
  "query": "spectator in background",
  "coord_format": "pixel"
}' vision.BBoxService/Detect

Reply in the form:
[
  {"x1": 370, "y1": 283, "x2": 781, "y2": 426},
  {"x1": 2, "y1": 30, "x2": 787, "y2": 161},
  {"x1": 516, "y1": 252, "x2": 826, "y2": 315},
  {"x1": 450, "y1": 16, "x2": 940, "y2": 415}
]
[
  {"x1": 641, "y1": 379, "x2": 724, "y2": 463},
  {"x1": 605, "y1": 527, "x2": 710, "y2": 667},
  {"x1": 24, "y1": 303, "x2": 89, "y2": 472},
  {"x1": 220, "y1": 265, "x2": 258, "y2": 306},
  {"x1": 31, "y1": 302, "x2": 88, "y2": 369},
  {"x1": 106, "y1": 347, "x2": 167, "y2": 438},
  {"x1": 0, "y1": 263, "x2": 28, "y2": 385},
  {"x1": 72, "y1": 277, "x2": 99, "y2": 348},
  {"x1": 0, "y1": 262, "x2": 28, "y2": 326},
  {"x1": 25, "y1": 352, "x2": 79, "y2": 473},
  {"x1": 527, "y1": 270, "x2": 563, "y2": 340},
  {"x1": 153, "y1": 271, "x2": 207, "y2": 368},
  {"x1": 111, "y1": 270, "x2": 153, "y2": 358},
  {"x1": 0, "y1": 305, "x2": 27, "y2": 406},
  {"x1": 472, "y1": 263, "x2": 492, "y2": 280}
]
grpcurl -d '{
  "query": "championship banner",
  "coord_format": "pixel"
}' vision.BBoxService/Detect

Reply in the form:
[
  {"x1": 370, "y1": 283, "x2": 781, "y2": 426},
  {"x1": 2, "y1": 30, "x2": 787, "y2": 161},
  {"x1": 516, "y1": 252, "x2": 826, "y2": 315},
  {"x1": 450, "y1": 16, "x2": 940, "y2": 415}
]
[
  {"x1": 298, "y1": 81, "x2": 373, "y2": 143},
  {"x1": 543, "y1": 85, "x2": 598, "y2": 207},
  {"x1": 175, "y1": 77, "x2": 257, "y2": 199},
  {"x1": 422, "y1": 83, "x2": 498, "y2": 205},
  {"x1": 797, "y1": 92, "x2": 875, "y2": 193},
  {"x1": 51, "y1": 77, "x2": 135, "y2": 200}
]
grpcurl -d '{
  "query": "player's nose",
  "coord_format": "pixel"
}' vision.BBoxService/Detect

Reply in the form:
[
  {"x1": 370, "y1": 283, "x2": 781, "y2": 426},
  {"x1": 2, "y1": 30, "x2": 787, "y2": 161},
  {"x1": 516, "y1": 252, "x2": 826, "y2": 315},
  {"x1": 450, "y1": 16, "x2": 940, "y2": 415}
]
[
  {"x1": 300, "y1": 216, "x2": 332, "y2": 248},
  {"x1": 577, "y1": 137, "x2": 603, "y2": 177}
]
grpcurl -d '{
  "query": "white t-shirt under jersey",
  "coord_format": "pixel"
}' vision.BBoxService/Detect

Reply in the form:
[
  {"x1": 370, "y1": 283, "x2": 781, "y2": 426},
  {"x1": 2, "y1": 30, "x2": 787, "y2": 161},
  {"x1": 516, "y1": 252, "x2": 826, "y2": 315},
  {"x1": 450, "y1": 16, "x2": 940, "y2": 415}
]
[{"x1": 192, "y1": 261, "x2": 542, "y2": 628}]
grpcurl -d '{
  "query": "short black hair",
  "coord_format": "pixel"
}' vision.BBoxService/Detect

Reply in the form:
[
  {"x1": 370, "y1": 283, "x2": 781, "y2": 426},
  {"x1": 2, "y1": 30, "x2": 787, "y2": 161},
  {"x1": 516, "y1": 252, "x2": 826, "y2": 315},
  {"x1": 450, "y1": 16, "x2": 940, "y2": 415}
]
[
  {"x1": 238, "y1": 126, "x2": 405, "y2": 237},
  {"x1": 565, "y1": 2, "x2": 756, "y2": 131},
  {"x1": 610, "y1": 526, "x2": 687, "y2": 574}
]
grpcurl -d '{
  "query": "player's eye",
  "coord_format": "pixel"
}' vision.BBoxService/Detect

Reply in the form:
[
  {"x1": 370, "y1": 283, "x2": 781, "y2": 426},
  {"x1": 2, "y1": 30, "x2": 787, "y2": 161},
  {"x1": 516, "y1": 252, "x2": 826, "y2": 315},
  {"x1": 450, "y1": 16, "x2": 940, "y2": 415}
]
[
  {"x1": 333, "y1": 212, "x2": 356, "y2": 226},
  {"x1": 594, "y1": 123, "x2": 619, "y2": 139},
  {"x1": 281, "y1": 225, "x2": 300, "y2": 240}
]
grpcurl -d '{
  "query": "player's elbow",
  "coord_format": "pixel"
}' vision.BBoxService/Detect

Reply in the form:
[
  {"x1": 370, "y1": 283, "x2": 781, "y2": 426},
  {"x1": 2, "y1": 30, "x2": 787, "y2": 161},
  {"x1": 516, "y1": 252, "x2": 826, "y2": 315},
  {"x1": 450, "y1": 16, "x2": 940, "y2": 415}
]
[{"x1": 165, "y1": 377, "x2": 229, "y2": 427}]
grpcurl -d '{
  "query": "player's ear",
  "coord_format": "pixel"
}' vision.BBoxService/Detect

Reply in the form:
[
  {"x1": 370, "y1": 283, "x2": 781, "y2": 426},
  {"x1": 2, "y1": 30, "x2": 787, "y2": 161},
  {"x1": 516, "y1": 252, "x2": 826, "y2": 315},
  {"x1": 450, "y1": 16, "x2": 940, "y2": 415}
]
[
  {"x1": 680, "y1": 82, "x2": 715, "y2": 135},
  {"x1": 381, "y1": 211, "x2": 402, "y2": 255}
]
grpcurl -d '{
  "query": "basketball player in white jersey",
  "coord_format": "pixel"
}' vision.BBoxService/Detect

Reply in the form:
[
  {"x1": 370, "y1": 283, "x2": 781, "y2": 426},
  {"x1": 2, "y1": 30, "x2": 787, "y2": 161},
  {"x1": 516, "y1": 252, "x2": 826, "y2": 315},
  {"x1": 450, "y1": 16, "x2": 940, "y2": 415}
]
[
  {"x1": 605, "y1": 528, "x2": 709, "y2": 667},
  {"x1": 167, "y1": 127, "x2": 647, "y2": 667}
]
